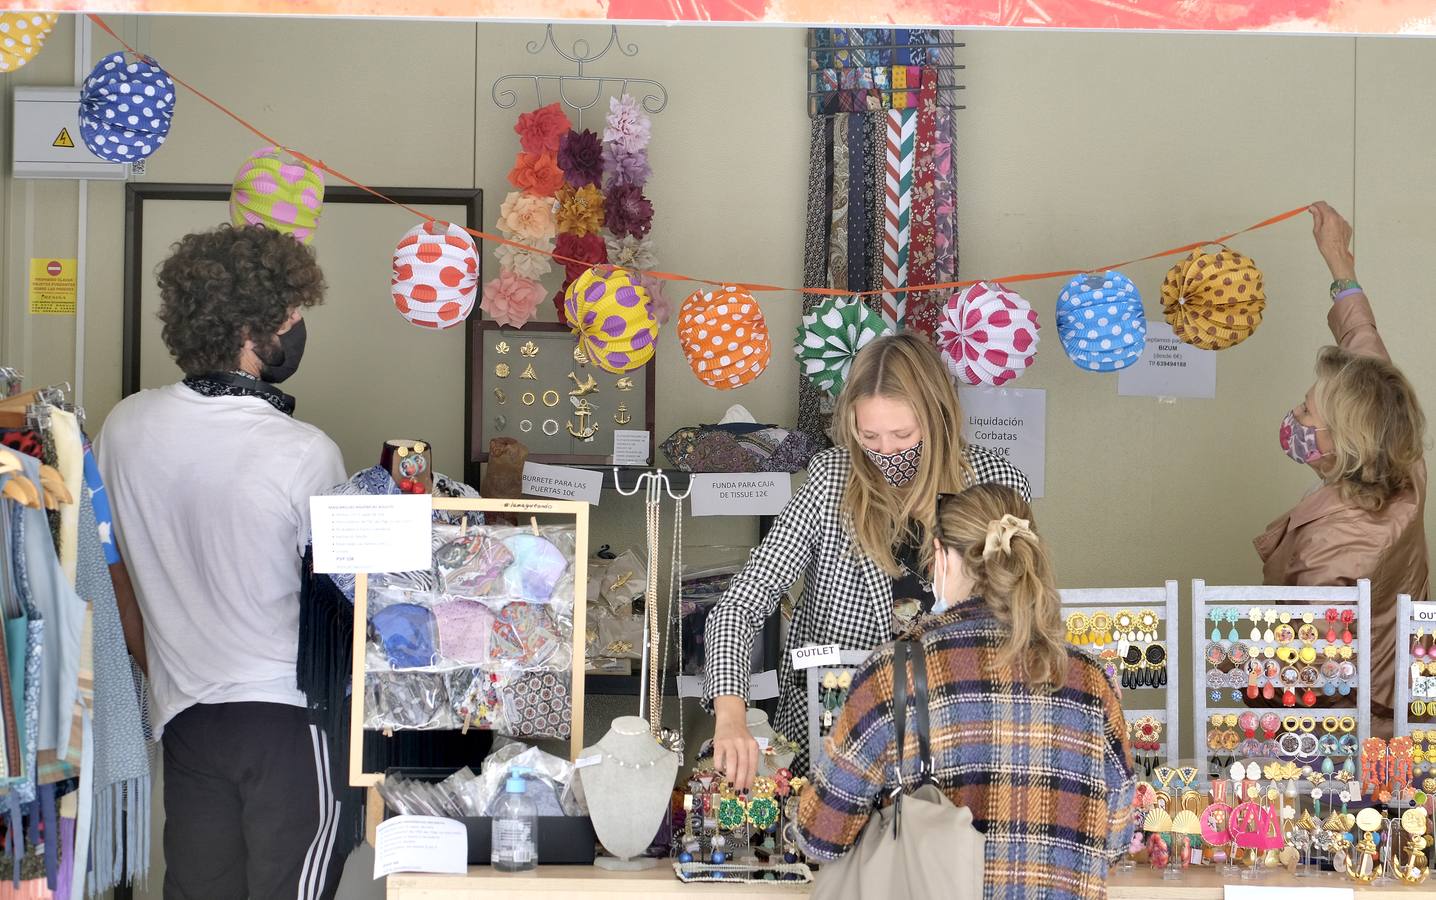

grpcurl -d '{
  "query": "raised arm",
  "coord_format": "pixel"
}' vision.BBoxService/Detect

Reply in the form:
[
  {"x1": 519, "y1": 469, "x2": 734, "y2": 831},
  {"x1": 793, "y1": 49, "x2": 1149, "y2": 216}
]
[{"x1": 1311, "y1": 201, "x2": 1390, "y2": 362}]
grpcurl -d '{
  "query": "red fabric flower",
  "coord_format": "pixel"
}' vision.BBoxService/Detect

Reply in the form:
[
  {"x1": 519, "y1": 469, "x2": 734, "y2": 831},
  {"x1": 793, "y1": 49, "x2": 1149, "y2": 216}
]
[
  {"x1": 555, "y1": 232, "x2": 609, "y2": 284},
  {"x1": 604, "y1": 185, "x2": 654, "y2": 239},
  {"x1": 557, "y1": 129, "x2": 604, "y2": 188},
  {"x1": 514, "y1": 102, "x2": 571, "y2": 155},
  {"x1": 507, "y1": 152, "x2": 565, "y2": 197}
]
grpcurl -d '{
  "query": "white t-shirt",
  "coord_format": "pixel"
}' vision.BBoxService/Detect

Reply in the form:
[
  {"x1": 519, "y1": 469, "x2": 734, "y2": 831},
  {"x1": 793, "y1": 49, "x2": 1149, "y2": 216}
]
[{"x1": 98, "y1": 383, "x2": 346, "y2": 736}]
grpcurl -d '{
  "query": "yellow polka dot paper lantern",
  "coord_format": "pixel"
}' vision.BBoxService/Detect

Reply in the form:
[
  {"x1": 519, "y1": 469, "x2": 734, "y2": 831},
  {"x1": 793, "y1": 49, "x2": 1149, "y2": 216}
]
[
  {"x1": 1160, "y1": 246, "x2": 1265, "y2": 351},
  {"x1": 562, "y1": 266, "x2": 658, "y2": 374},
  {"x1": 230, "y1": 147, "x2": 325, "y2": 244},
  {"x1": 391, "y1": 221, "x2": 480, "y2": 330},
  {"x1": 678, "y1": 286, "x2": 771, "y2": 389},
  {"x1": 0, "y1": 13, "x2": 57, "y2": 74}
]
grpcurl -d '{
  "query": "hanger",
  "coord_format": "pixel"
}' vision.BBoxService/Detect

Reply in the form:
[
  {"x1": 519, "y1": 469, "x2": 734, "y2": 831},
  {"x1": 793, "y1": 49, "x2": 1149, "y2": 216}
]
[
  {"x1": 37, "y1": 465, "x2": 71, "y2": 509},
  {"x1": 0, "y1": 451, "x2": 39, "y2": 510}
]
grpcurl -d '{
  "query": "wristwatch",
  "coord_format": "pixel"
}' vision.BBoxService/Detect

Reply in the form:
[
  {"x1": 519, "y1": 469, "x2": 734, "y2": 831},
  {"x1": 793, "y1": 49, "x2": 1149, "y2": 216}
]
[{"x1": 1329, "y1": 279, "x2": 1361, "y2": 299}]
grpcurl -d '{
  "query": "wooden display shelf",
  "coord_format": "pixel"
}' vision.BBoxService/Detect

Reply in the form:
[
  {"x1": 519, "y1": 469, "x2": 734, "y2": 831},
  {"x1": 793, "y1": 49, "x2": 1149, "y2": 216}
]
[{"x1": 388, "y1": 864, "x2": 1432, "y2": 898}]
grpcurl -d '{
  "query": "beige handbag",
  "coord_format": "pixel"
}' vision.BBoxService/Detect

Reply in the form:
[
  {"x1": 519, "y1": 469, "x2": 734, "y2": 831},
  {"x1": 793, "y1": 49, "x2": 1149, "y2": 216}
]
[{"x1": 813, "y1": 641, "x2": 986, "y2": 900}]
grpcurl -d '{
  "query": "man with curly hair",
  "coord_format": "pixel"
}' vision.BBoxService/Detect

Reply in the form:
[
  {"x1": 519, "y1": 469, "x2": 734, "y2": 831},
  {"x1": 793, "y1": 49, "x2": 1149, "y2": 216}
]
[{"x1": 98, "y1": 224, "x2": 348, "y2": 899}]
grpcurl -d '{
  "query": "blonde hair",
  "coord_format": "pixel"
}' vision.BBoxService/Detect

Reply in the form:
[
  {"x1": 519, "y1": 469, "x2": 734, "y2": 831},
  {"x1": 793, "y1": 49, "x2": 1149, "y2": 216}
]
[
  {"x1": 832, "y1": 332, "x2": 973, "y2": 577},
  {"x1": 1312, "y1": 346, "x2": 1426, "y2": 512},
  {"x1": 934, "y1": 483, "x2": 1068, "y2": 690}
]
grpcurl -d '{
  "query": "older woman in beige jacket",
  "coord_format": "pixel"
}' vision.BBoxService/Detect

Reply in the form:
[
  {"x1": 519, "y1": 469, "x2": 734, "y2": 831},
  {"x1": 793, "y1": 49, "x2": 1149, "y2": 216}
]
[{"x1": 1255, "y1": 202, "x2": 1427, "y2": 728}]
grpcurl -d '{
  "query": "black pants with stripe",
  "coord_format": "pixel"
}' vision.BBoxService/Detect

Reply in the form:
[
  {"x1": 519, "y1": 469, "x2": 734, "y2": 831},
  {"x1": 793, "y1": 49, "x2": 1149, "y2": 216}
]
[{"x1": 162, "y1": 702, "x2": 347, "y2": 900}]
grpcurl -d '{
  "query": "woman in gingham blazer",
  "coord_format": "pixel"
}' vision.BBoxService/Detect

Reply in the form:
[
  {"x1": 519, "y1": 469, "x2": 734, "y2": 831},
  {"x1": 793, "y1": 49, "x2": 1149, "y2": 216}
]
[{"x1": 703, "y1": 333, "x2": 1029, "y2": 786}]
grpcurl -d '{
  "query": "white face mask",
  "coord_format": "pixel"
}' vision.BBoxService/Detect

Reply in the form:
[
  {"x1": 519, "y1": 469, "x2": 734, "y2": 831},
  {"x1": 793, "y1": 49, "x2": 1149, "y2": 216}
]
[{"x1": 931, "y1": 550, "x2": 951, "y2": 615}]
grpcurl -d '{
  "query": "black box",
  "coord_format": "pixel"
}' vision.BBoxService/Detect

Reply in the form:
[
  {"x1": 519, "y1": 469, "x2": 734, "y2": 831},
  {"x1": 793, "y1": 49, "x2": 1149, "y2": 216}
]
[{"x1": 384, "y1": 767, "x2": 597, "y2": 865}]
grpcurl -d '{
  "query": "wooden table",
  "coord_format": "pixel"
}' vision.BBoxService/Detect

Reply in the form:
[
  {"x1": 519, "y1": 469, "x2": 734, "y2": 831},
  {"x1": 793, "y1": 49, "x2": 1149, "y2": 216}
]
[{"x1": 387, "y1": 864, "x2": 1432, "y2": 898}]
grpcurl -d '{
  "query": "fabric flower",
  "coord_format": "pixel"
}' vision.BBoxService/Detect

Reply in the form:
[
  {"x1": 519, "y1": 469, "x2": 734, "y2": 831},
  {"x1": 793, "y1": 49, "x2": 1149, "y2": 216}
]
[
  {"x1": 603, "y1": 94, "x2": 651, "y2": 155},
  {"x1": 604, "y1": 185, "x2": 654, "y2": 239},
  {"x1": 556, "y1": 184, "x2": 605, "y2": 237},
  {"x1": 555, "y1": 233, "x2": 608, "y2": 283},
  {"x1": 551, "y1": 287, "x2": 567, "y2": 322},
  {"x1": 497, "y1": 191, "x2": 557, "y2": 242},
  {"x1": 602, "y1": 144, "x2": 651, "y2": 189},
  {"x1": 514, "y1": 102, "x2": 570, "y2": 155},
  {"x1": 557, "y1": 129, "x2": 604, "y2": 188},
  {"x1": 495, "y1": 238, "x2": 554, "y2": 281},
  {"x1": 636, "y1": 272, "x2": 672, "y2": 326},
  {"x1": 482, "y1": 269, "x2": 546, "y2": 328},
  {"x1": 508, "y1": 152, "x2": 565, "y2": 198},
  {"x1": 605, "y1": 234, "x2": 657, "y2": 271}
]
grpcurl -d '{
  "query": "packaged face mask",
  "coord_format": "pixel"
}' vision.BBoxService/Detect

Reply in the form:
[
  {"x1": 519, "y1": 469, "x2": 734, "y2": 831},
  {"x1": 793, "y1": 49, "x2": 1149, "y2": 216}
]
[
  {"x1": 433, "y1": 600, "x2": 495, "y2": 665},
  {"x1": 600, "y1": 550, "x2": 645, "y2": 612},
  {"x1": 492, "y1": 602, "x2": 565, "y2": 669},
  {"x1": 501, "y1": 533, "x2": 570, "y2": 601},
  {"x1": 436, "y1": 532, "x2": 513, "y2": 596},
  {"x1": 370, "y1": 603, "x2": 438, "y2": 669}
]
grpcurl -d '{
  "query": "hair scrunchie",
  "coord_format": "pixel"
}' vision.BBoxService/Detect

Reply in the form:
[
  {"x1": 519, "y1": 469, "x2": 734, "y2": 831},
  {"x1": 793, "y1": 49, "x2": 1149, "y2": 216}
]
[{"x1": 982, "y1": 514, "x2": 1037, "y2": 559}]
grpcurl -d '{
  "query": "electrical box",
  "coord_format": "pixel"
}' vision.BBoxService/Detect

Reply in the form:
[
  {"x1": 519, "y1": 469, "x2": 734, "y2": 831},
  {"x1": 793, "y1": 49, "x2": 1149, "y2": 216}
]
[{"x1": 11, "y1": 87, "x2": 128, "y2": 180}]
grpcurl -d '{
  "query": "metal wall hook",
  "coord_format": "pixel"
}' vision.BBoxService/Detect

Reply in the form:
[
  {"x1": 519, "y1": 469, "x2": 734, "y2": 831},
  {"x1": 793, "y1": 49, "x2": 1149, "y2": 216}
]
[
  {"x1": 492, "y1": 25, "x2": 668, "y2": 131},
  {"x1": 610, "y1": 467, "x2": 692, "y2": 502}
]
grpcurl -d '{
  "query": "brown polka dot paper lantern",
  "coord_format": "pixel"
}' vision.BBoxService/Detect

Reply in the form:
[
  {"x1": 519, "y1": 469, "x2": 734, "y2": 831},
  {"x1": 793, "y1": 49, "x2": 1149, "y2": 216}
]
[
  {"x1": 677, "y1": 286, "x2": 771, "y2": 389},
  {"x1": 391, "y1": 221, "x2": 480, "y2": 330},
  {"x1": 1160, "y1": 246, "x2": 1265, "y2": 351},
  {"x1": 0, "y1": 13, "x2": 57, "y2": 73}
]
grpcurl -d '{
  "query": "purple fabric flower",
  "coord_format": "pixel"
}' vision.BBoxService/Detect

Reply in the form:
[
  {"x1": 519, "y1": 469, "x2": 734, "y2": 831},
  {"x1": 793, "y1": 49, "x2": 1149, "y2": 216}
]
[
  {"x1": 602, "y1": 144, "x2": 651, "y2": 189},
  {"x1": 603, "y1": 94, "x2": 652, "y2": 155},
  {"x1": 557, "y1": 129, "x2": 604, "y2": 188},
  {"x1": 604, "y1": 185, "x2": 654, "y2": 239}
]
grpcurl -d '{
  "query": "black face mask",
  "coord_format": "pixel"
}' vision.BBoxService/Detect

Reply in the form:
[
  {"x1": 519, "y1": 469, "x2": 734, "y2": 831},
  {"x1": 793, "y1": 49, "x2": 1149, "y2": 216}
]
[{"x1": 254, "y1": 319, "x2": 306, "y2": 384}]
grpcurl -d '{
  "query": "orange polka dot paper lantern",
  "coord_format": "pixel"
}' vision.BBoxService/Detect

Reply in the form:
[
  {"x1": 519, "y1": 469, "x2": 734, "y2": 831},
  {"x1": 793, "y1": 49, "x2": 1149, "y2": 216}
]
[
  {"x1": 1160, "y1": 246, "x2": 1265, "y2": 351},
  {"x1": 678, "y1": 287, "x2": 771, "y2": 389},
  {"x1": 391, "y1": 222, "x2": 480, "y2": 330}
]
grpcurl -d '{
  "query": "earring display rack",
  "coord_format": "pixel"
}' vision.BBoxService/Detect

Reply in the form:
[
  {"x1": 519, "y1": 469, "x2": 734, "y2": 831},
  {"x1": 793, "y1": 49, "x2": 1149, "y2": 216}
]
[
  {"x1": 806, "y1": 650, "x2": 875, "y2": 775},
  {"x1": 1190, "y1": 580, "x2": 1371, "y2": 787},
  {"x1": 1060, "y1": 583, "x2": 1182, "y2": 774},
  {"x1": 1393, "y1": 594, "x2": 1436, "y2": 739}
]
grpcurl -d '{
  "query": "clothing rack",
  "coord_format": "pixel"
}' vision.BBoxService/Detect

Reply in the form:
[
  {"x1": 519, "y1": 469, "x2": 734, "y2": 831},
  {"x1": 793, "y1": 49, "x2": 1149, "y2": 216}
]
[{"x1": 490, "y1": 25, "x2": 669, "y2": 131}]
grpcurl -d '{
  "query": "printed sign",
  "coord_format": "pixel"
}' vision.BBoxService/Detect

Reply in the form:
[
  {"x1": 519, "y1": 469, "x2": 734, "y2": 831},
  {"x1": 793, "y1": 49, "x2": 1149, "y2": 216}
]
[
  {"x1": 522, "y1": 462, "x2": 602, "y2": 505},
  {"x1": 959, "y1": 387, "x2": 1047, "y2": 498},
  {"x1": 373, "y1": 816, "x2": 467, "y2": 878},
  {"x1": 1412, "y1": 602, "x2": 1436, "y2": 623},
  {"x1": 612, "y1": 430, "x2": 651, "y2": 466},
  {"x1": 791, "y1": 644, "x2": 842, "y2": 670},
  {"x1": 310, "y1": 495, "x2": 432, "y2": 574},
  {"x1": 1117, "y1": 319, "x2": 1217, "y2": 400},
  {"x1": 691, "y1": 473, "x2": 793, "y2": 517},
  {"x1": 28, "y1": 258, "x2": 77, "y2": 316}
]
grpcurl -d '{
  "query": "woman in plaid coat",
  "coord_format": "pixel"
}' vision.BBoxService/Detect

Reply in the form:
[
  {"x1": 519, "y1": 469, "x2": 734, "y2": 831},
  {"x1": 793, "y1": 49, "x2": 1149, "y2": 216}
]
[{"x1": 703, "y1": 333, "x2": 1029, "y2": 786}]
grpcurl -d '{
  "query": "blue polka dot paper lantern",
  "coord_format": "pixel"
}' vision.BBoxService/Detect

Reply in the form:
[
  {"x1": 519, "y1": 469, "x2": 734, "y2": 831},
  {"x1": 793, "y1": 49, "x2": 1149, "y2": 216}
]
[
  {"x1": 79, "y1": 52, "x2": 176, "y2": 163},
  {"x1": 1056, "y1": 271, "x2": 1147, "y2": 372}
]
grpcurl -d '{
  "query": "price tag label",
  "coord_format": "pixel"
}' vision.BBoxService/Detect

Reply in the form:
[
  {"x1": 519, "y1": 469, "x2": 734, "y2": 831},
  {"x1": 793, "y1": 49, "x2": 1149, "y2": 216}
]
[{"x1": 575, "y1": 755, "x2": 602, "y2": 769}]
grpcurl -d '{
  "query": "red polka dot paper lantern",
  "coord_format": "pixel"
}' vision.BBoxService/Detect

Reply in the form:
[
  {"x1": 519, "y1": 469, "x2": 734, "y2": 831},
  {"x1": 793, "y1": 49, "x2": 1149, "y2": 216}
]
[
  {"x1": 935, "y1": 282, "x2": 1041, "y2": 386},
  {"x1": 677, "y1": 286, "x2": 771, "y2": 389},
  {"x1": 391, "y1": 222, "x2": 480, "y2": 330}
]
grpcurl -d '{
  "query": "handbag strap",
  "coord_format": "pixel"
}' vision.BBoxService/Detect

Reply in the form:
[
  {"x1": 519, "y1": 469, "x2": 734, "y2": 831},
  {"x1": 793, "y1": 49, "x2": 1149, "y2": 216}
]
[{"x1": 888, "y1": 639, "x2": 937, "y2": 837}]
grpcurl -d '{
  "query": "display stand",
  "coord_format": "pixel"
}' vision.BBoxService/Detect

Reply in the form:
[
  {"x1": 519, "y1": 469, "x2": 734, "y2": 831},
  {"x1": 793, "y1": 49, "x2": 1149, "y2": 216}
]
[
  {"x1": 1393, "y1": 593, "x2": 1436, "y2": 736},
  {"x1": 349, "y1": 496, "x2": 590, "y2": 788},
  {"x1": 1190, "y1": 579, "x2": 1371, "y2": 785},
  {"x1": 805, "y1": 649, "x2": 874, "y2": 773},
  {"x1": 1059, "y1": 582, "x2": 1181, "y2": 769}
]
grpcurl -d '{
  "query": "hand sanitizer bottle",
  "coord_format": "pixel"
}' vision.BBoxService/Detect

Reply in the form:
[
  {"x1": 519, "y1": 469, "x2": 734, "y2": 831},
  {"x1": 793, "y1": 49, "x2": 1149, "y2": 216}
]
[{"x1": 492, "y1": 766, "x2": 537, "y2": 873}]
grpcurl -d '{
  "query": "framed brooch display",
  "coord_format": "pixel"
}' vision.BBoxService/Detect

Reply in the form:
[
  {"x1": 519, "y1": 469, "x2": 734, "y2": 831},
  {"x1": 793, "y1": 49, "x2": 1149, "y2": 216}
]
[{"x1": 469, "y1": 321, "x2": 657, "y2": 472}]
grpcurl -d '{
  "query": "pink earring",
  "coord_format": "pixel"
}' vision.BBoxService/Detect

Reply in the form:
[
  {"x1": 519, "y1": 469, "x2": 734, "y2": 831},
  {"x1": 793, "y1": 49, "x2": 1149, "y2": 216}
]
[{"x1": 1416, "y1": 629, "x2": 1430, "y2": 660}]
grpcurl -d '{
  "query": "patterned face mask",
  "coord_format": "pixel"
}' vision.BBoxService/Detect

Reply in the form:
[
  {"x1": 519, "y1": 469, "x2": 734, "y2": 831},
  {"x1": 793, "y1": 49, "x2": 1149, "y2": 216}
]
[
  {"x1": 863, "y1": 440, "x2": 923, "y2": 488},
  {"x1": 1279, "y1": 409, "x2": 1328, "y2": 464}
]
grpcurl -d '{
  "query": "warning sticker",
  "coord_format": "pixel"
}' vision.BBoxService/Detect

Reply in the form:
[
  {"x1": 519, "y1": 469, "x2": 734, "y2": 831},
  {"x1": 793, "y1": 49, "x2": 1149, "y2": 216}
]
[
  {"x1": 28, "y1": 258, "x2": 77, "y2": 316},
  {"x1": 52, "y1": 128, "x2": 74, "y2": 149}
]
